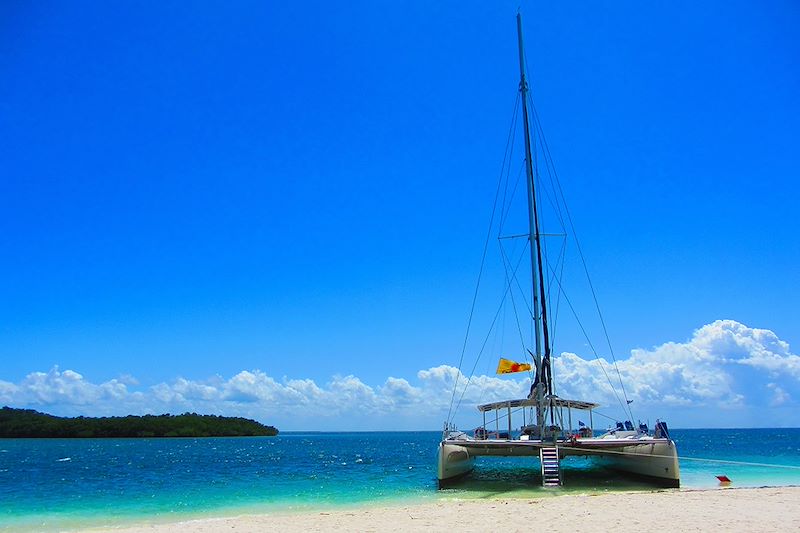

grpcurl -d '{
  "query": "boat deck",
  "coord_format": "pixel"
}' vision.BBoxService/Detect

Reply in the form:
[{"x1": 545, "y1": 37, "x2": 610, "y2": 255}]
[{"x1": 446, "y1": 436, "x2": 673, "y2": 457}]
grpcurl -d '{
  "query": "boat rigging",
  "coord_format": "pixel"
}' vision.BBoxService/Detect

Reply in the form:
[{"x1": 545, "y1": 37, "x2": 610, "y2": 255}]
[{"x1": 437, "y1": 12, "x2": 680, "y2": 488}]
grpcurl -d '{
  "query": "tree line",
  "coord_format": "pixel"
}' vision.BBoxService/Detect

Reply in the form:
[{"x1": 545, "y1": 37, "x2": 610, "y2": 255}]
[{"x1": 0, "y1": 407, "x2": 279, "y2": 438}]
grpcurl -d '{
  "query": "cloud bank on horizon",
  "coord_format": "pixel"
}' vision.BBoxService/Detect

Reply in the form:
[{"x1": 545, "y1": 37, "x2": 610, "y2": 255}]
[{"x1": 2, "y1": 320, "x2": 797, "y2": 430}]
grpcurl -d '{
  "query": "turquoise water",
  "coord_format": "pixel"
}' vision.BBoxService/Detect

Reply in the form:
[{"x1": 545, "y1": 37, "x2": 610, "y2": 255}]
[{"x1": 1, "y1": 429, "x2": 799, "y2": 530}]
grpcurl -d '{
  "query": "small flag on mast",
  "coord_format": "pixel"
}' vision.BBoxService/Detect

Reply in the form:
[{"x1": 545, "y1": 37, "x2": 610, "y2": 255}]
[{"x1": 496, "y1": 358, "x2": 532, "y2": 374}]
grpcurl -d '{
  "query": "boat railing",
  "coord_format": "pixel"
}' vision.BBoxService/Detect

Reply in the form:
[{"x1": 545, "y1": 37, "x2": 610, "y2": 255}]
[{"x1": 442, "y1": 421, "x2": 464, "y2": 440}]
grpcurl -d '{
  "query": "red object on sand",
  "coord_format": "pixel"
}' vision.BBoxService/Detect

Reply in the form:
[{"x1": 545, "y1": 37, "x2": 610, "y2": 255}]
[{"x1": 716, "y1": 475, "x2": 731, "y2": 483}]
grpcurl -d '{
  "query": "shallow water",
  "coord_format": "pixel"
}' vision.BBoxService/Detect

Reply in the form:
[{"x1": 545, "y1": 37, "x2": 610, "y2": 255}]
[{"x1": 1, "y1": 428, "x2": 799, "y2": 530}]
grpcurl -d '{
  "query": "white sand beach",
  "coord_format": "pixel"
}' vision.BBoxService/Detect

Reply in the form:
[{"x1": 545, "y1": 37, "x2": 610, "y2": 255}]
[{"x1": 98, "y1": 486, "x2": 800, "y2": 532}]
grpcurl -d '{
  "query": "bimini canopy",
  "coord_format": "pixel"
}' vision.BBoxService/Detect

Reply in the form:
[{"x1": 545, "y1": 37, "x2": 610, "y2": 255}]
[{"x1": 477, "y1": 396, "x2": 599, "y2": 413}]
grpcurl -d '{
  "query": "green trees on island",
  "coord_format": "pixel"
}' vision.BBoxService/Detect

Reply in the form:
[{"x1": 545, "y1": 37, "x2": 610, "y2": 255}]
[{"x1": 0, "y1": 407, "x2": 278, "y2": 438}]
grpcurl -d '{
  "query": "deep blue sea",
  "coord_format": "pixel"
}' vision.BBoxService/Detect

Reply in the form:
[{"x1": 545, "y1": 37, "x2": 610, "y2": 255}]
[{"x1": 2, "y1": 429, "x2": 800, "y2": 531}]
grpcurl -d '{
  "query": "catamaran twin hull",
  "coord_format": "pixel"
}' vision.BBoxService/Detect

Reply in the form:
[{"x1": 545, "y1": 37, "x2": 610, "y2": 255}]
[{"x1": 438, "y1": 437, "x2": 680, "y2": 488}]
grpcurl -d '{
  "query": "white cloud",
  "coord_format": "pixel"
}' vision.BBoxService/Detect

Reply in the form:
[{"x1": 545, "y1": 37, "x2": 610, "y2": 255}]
[
  {"x1": 767, "y1": 383, "x2": 790, "y2": 406},
  {"x1": 549, "y1": 320, "x2": 798, "y2": 415},
  {"x1": 0, "y1": 320, "x2": 797, "y2": 429},
  {"x1": 0, "y1": 367, "x2": 131, "y2": 408}
]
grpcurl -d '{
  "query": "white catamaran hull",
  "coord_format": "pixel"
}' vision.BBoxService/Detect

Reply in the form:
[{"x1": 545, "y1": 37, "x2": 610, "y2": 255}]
[
  {"x1": 437, "y1": 437, "x2": 680, "y2": 487},
  {"x1": 437, "y1": 442, "x2": 475, "y2": 483},
  {"x1": 593, "y1": 440, "x2": 680, "y2": 487}
]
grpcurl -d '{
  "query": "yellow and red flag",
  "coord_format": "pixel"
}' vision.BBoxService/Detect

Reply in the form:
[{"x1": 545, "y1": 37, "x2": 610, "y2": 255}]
[{"x1": 496, "y1": 358, "x2": 531, "y2": 374}]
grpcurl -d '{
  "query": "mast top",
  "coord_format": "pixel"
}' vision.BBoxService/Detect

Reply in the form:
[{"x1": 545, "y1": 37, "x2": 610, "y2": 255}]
[{"x1": 516, "y1": 13, "x2": 528, "y2": 91}]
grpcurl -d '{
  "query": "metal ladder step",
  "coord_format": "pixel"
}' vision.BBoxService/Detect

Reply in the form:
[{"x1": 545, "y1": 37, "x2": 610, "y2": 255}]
[{"x1": 539, "y1": 447, "x2": 561, "y2": 487}]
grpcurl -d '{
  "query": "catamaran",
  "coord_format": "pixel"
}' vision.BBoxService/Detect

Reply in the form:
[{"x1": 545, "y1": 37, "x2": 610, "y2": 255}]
[{"x1": 437, "y1": 14, "x2": 680, "y2": 488}]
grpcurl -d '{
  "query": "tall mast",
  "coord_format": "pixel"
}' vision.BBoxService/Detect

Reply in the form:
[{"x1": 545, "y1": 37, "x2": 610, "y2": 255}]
[
  {"x1": 516, "y1": 14, "x2": 542, "y2": 364},
  {"x1": 517, "y1": 14, "x2": 553, "y2": 402}
]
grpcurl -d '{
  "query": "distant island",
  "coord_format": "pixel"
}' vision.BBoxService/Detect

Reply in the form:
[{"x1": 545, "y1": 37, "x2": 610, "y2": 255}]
[{"x1": 0, "y1": 407, "x2": 278, "y2": 438}]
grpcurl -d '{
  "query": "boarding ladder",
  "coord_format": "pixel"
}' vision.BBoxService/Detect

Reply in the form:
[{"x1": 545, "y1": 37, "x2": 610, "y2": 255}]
[{"x1": 539, "y1": 447, "x2": 561, "y2": 487}]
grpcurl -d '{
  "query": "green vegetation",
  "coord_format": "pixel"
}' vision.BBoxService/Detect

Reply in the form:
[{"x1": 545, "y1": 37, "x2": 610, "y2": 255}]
[{"x1": 0, "y1": 407, "x2": 278, "y2": 438}]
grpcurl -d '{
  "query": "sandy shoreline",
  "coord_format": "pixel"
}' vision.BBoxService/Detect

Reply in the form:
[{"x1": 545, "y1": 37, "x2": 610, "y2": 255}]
[{"x1": 91, "y1": 486, "x2": 800, "y2": 532}]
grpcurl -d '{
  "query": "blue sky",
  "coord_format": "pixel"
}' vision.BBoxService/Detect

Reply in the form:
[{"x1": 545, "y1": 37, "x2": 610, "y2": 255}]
[{"x1": 1, "y1": 2, "x2": 798, "y2": 430}]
